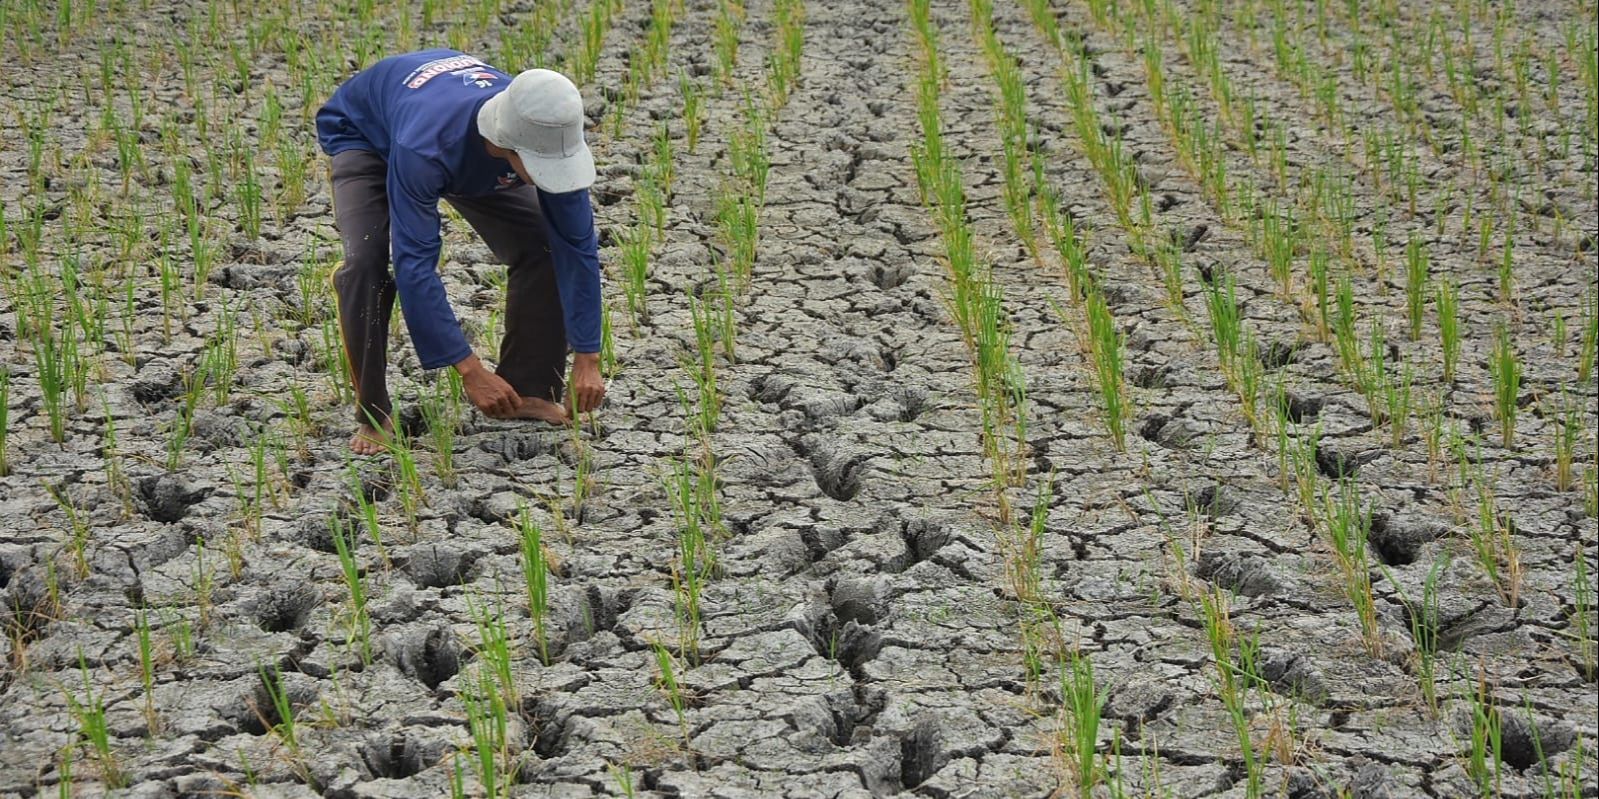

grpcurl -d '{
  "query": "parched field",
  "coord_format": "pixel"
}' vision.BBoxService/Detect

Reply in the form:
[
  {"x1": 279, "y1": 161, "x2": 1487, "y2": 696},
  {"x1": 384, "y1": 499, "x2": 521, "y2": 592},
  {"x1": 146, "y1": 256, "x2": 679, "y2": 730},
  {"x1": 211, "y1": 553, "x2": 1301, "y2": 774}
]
[{"x1": 1, "y1": 0, "x2": 1596, "y2": 796}]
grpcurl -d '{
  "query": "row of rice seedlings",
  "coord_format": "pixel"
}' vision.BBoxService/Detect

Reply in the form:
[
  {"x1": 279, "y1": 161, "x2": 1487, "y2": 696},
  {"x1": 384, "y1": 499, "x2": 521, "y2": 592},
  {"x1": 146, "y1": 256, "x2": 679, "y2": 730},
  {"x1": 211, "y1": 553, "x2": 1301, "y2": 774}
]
[
  {"x1": 968, "y1": 0, "x2": 1038, "y2": 261},
  {"x1": 615, "y1": 94, "x2": 687, "y2": 332},
  {"x1": 1024, "y1": 0, "x2": 1147, "y2": 241},
  {"x1": 766, "y1": 0, "x2": 806, "y2": 109},
  {"x1": 717, "y1": 94, "x2": 768, "y2": 292},
  {"x1": 910, "y1": 0, "x2": 1029, "y2": 523}
]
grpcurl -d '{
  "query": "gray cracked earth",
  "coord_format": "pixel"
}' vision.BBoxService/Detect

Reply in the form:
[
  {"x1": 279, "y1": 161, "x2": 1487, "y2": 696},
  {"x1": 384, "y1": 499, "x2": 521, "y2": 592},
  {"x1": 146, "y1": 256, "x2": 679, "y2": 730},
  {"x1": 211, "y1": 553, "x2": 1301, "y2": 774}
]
[{"x1": 0, "y1": 0, "x2": 1596, "y2": 797}]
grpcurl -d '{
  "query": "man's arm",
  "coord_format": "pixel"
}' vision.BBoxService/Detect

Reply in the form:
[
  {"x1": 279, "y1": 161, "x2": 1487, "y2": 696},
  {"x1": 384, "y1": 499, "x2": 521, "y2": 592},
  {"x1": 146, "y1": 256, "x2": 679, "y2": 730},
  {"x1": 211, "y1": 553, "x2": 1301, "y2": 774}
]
[
  {"x1": 536, "y1": 187, "x2": 606, "y2": 413},
  {"x1": 388, "y1": 153, "x2": 519, "y2": 415}
]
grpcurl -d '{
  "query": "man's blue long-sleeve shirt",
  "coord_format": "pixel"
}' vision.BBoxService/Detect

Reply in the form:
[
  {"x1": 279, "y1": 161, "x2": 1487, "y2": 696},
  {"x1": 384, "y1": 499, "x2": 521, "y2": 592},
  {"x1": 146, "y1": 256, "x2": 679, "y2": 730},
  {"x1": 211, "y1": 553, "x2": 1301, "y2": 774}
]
[{"x1": 315, "y1": 49, "x2": 603, "y2": 368}]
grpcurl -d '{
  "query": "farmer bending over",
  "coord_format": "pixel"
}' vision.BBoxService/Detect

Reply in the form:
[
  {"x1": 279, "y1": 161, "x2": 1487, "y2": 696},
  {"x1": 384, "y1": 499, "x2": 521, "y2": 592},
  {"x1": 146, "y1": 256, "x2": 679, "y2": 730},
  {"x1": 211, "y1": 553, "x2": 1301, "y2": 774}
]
[{"x1": 316, "y1": 50, "x2": 606, "y2": 454}]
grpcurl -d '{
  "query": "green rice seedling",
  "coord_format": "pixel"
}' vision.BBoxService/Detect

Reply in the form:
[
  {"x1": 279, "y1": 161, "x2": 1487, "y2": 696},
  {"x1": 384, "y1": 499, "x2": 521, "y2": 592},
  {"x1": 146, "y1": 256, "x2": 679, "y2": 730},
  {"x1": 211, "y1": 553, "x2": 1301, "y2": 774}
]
[
  {"x1": 257, "y1": 660, "x2": 300, "y2": 758},
  {"x1": 1154, "y1": 240, "x2": 1186, "y2": 316},
  {"x1": 1490, "y1": 324, "x2": 1521, "y2": 448},
  {"x1": 665, "y1": 459, "x2": 712, "y2": 663},
  {"x1": 1553, "y1": 390, "x2": 1581, "y2": 492},
  {"x1": 56, "y1": 740, "x2": 73, "y2": 799},
  {"x1": 1058, "y1": 654, "x2": 1105, "y2": 797},
  {"x1": 1574, "y1": 547, "x2": 1595, "y2": 681},
  {"x1": 1320, "y1": 480, "x2": 1381, "y2": 655},
  {"x1": 1011, "y1": 477, "x2": 1053, "y2": 605},
  {"x1": 636, "y1": 176, "x2": 666, "y2": 239},
  {"x1": 713, "y1": 0, "x2": 743, "y2": 88},
  {"x1": 1383, "y1": 358, "x2": 1414, "y2": 448},
  {"x1": 346, "y1": 466, "x2": 386, "y2": 562},
  {"x1": 1472, "y1": 475, "x2": 1523, "y2": 607},
  {"x1": 1465, "y1": 668, "x2": 1504, "y2": 796},
  {"x1": 1405, "y1": 236, "x2": 1429, "y2": 340},
  {"x1": 1085, "y1": 291, "x2": 1127, "y2": 450},
  {"x1": 685, "y1": 296, "x2": 722, "y2": 435},
  {"x1": 1553, "y1": 309, "x2": 1569, "y2": 359},
  {"x1": 1437, "y1": 278, "x2": 1461, "y2": 382},
  {"x1": 713, "y1": 259, "x2": 738, "y2": 364},
  {"x1": 650, "y1": 120, "x2": 675, "y2": 191},
  {"x1": 652, "y1": 641, "x2": 690, "y2": 741},
  {"x1": 608, "y1": 761, "x2": 639, "y2": 798},
  {"x1": 518, "y1": 505, "x2": 551, "y2": 666},
  {"x1": 165, "y1": 610, "x2": 196, "y2": 664},
  {"x1": 67, "y1": 653, "x2": 126, "y2": 788},
  {"x1": 716, "y1": 192, "x2": 759, "y2": 287},
  {"x1": 1580, "y1": 289, "x2": 1597, "y2": 385},
  {"x1": 1036, "y1": 167, "x2": 1090, "y2": 304},
  {"x1": 134, "y1": 607, "x2": 158, "y2": 733},
  {"x1": 600, "y1": 303, "x2": 619, "y2": 377},
  {"x1": 467, "y1": 590, "x2": 518, "y2": 707},
  {"x1": 1258, "y1": 200, "x2": 1295, "y2": 299},
  {"x1": 1330, "y1": 276, "x2": 1365, "y2": 388},
  {"x1": 619, "y1": 226, "x2": 651, "y2": 328},
  {"x1": 31, "y1": 316, "x2": 69, "y2": 444},
  {"x1": 1306, "y1": 245, "x2": 1331, "y2": 340},
  {"x1": 1202, "y1": 271, "x2": 1242, "y2": 372},
  {"x1": 679, "y1": 74, "x2": 703, "y2": 154},
  {"x1": 44, "y1": 481, "x2": 92, "y2": 578},
  {"x1": 1234, "y1": 333, "x2": 1265, "y2": 439},
  {"x1": 449, "y1": 752, "x2": 467, "y2": 799},
  {"x1": 1382, "y1": 556, "x2": 1449, "y2": 713},
  {"x1": 329, "y1": 517, "x2": 372, "y2": 664},
  {"x1": 1498, "y1": 234, "x2": 1515, "y2": 306},
  {"x1": 165, "y1": 371, "x2": 204, "y2": 472},
  {"x1": 767, "y1": 0, "x2": 806, "y2": 108},
  {"x1": 0, "y1": 369, "x2": 10, "y2": 476},
  {"x1": 462, "y1": 671, "x2": 513, "y2": 799},
  {"x1": 419, "y1": 374, "x2": 461, "y2": 487},
  {"x1": 729, "y1": 98, "x2": 770, "y2": 204},
  {"x1": 383, "y1": 423, "x2": 428, "y2": 535},
  {"x1": 1196, "y1": 590, "x2": 1261, "y2": 799}
]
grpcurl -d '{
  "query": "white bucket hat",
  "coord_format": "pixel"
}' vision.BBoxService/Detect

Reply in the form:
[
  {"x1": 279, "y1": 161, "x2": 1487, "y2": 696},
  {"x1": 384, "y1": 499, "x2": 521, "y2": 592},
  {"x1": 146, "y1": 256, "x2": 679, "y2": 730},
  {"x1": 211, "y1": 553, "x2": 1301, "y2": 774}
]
[{"x1": 477, "y1": 69, "x2": 596, "y2": 193}]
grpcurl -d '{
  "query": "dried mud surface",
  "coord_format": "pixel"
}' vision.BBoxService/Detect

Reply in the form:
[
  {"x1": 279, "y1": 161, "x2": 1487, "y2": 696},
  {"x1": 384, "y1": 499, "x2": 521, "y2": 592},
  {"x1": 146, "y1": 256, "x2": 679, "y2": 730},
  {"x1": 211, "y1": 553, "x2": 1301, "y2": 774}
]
[{"x1": 0, "y1": 0, "x2": 1596, "y2": 797}]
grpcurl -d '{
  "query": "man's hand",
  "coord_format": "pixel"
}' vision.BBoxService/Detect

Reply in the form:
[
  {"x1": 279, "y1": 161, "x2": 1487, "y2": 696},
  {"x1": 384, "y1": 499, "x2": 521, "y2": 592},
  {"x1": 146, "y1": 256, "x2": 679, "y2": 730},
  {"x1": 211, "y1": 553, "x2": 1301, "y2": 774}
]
[
  {"x1": 566, "y1": 353, "x2": 607, "y2": 416},
  {"x1": 456, "y1": 354, "x2": 520, "y2": 417}
]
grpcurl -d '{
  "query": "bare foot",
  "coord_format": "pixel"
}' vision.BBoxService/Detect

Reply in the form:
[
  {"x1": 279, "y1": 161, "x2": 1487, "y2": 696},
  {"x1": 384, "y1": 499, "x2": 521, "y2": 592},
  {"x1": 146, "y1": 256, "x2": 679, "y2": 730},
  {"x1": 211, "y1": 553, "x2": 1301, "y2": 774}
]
[
  {"x1": 486, "y1": 396, "x2": 570, "y2": 426},
  {"x1": 350, "y1": 419, "x2": 394, "y2": 456}
]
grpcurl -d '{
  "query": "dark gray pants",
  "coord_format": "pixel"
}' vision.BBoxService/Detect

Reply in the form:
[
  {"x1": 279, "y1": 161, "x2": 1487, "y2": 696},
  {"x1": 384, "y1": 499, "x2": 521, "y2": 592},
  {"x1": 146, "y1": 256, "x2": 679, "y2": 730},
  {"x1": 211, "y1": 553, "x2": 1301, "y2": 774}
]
[{"x1": 329, "y1": 149, "x2": 568, "y2": 426}]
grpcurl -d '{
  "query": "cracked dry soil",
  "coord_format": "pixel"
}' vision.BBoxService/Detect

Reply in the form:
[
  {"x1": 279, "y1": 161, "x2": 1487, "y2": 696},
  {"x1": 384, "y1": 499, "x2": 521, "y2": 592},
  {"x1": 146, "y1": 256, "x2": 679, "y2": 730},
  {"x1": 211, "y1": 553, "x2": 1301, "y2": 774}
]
[{"x1": 1, "y1": 0, "x2": 1596, "y2": 796}]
